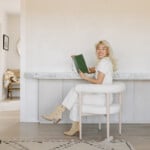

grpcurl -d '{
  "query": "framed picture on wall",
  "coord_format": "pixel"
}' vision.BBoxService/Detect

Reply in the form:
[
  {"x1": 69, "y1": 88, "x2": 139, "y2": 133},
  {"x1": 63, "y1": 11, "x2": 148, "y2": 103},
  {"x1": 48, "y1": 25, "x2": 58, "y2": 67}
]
[{"x1": 3, "y1": 34, "x2": 9, "y2": 50}]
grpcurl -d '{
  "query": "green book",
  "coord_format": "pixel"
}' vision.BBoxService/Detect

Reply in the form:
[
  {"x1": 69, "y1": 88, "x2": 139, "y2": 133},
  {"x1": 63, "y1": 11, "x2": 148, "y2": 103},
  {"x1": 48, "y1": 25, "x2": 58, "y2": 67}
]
[{"x1": 71, "y1": 54, "x2": 89, "y2": 73}]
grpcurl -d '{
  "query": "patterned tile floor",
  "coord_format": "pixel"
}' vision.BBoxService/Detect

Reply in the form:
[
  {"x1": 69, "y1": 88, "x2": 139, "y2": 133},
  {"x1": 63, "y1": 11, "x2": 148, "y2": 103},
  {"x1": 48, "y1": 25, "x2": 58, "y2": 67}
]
[{"x1": 0, "y1": 111, "x2": 150, "y2": 150}]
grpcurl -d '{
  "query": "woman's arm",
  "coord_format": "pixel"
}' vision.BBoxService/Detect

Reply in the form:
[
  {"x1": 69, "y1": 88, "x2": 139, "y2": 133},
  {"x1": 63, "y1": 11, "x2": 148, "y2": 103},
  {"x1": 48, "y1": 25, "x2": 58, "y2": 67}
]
[{"x1": 79, "y1": 71, "x2": 105, "y2": 84}]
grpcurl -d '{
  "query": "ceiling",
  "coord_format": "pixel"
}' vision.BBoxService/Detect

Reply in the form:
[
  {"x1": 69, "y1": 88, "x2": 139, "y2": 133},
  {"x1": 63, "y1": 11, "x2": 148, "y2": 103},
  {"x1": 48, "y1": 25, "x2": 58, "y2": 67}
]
[{"x1": 0, "y1": 0, "x2": 20, "y2": 14}]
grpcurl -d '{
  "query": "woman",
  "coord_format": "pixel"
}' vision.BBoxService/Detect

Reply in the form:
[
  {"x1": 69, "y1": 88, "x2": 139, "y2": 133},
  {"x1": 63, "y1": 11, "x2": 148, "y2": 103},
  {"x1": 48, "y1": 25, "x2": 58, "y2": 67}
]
[{"x1": 43, "y1": 40, "x2": 116, "y2": 136}]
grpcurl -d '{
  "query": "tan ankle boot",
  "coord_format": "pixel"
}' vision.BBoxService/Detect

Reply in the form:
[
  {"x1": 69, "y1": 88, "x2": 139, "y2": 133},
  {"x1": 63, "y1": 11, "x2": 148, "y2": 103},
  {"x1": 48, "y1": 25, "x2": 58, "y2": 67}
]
[
  {"x1": 64, "y1": 122, "x2": 79, "y2": 136},
  {"x1": 42, "y1": 105, "x2": 65, "y2": 124}
]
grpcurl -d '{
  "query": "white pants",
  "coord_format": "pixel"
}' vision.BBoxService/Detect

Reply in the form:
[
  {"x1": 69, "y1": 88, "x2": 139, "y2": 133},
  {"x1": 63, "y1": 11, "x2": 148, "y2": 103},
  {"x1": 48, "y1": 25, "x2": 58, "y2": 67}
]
[{"x1": 62, "y1": 87, "x2": 107, "y2": 122}]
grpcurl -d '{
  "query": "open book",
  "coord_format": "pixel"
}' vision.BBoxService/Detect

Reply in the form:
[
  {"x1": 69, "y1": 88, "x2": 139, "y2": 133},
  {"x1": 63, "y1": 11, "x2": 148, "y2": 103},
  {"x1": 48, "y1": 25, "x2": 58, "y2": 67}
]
[{"x1": 71, "y1": 54, "x2": 89, "y2": 73}]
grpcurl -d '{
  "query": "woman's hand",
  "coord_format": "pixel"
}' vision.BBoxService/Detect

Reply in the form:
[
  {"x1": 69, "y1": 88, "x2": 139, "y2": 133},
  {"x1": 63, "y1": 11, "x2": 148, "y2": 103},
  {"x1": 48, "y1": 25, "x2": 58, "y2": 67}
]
[
  {"x1": 79, "y1": 70, "x2": 105, "y2": 84},
  {"x1": 79, "y1": 71, "x2": 87, "y2": 80},
  {"x1": 88, "y1": 67, "x2": 96, "y2": 73}
]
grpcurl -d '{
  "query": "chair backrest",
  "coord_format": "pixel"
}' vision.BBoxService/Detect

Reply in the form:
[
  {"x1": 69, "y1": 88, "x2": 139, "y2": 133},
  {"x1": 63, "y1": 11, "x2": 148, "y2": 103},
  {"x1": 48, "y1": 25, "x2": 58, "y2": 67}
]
[
  {"x1": 75, "y1": 82, "x2": 125, "y2": 94},
  {"x1": 76, "y1": 82, "x2": 126, "y2": 140},
  {"x1": 7, "y1": 69, "x2": 20, "y2": 78}
]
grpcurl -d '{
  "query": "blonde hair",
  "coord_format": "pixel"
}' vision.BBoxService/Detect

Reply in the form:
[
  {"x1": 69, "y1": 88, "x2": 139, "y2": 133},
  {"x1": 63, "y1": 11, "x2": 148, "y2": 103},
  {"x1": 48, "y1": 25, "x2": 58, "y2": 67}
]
[{"x1": 95, "y1": 40, "x2": 117, "y2": 72}]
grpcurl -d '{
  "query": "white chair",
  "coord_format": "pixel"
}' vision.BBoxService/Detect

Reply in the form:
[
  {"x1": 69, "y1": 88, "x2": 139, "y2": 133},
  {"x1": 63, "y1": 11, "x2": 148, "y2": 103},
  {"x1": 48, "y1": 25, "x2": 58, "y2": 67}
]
[{"x1": 75, "y1": 82, "x2": 126, "y2": 140}]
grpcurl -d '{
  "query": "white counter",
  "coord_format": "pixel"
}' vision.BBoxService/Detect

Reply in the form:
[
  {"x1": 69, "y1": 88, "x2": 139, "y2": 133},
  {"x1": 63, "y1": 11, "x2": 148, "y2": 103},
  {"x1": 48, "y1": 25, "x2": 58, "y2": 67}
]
[
  {"x1": 25, "y1": 72, "x2": 150, "y2": 80},
  {"x1": 23, "y1": 72, "x2": 150, "y2": 123}
]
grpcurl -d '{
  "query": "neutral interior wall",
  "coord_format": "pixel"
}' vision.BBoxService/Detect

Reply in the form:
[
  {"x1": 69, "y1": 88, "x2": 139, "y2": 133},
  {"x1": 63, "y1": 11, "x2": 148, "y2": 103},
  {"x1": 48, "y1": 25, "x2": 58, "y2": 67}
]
[
  {"x1": 0, "y1": 23, "x2": 2, "y2": 100},
  {"x1": 0, "y1": 12, "x2": 8, "y2": 100},
  {"x1": 7, "y1": 14, "x2": 20, "y2": 69},
  {"x1": 21, "y1": 0, "x2": 150, "y2": 122},
  {"x1": 24, "y1": 0, "x2": 150, "y2": 73},
  {"x1": 0, "y1": 12, "x2": 20, "y2": 100}
]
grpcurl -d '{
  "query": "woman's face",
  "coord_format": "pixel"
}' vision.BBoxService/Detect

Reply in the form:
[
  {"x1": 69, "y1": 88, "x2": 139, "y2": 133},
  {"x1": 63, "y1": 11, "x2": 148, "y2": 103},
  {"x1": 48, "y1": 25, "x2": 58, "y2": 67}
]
[{"x1": 96, "y1": 44, "x2": 109, "y2": 59}]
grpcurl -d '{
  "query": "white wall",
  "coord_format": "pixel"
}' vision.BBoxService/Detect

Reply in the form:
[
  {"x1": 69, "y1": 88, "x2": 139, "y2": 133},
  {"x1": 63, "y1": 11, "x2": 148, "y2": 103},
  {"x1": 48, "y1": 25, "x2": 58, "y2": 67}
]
[
  {"x1": 0, "y1": 0, "x2": 20, "y2": 100},
  {"x1": 7, "y1": 14, "x2": 20, "y2": 69},
  {"x1": 0, "y1": 0, "x2": 20, "y2": 14},
  {"x1": 0, "y1": 22, "x2": 2, "y2": 100},
  {"x1": 0, "y1": 12, "x2": 20, "y2": 100},
  {"x1": 23, "y1": 0, "x2": 150, "y2": 73},
  {"x1": 21, "y1": 0, "x2": 150, "y2": 122},
  {"x1": 0, "y1": 11, "x2": 8, "y2": 100}
]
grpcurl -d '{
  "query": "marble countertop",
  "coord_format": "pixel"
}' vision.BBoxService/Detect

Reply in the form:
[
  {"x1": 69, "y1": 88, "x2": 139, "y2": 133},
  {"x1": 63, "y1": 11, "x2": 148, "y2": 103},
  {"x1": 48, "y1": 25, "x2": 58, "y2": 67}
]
[{"x1": 24, "y1": 72, "x2": 150, "y2": 80}]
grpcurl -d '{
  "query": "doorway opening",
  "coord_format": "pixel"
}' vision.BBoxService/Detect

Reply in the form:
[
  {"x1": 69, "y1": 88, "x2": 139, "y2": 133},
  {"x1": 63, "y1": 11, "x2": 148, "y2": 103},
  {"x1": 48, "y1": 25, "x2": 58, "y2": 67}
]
[{"x1": 0, "y1": 0, "x2": 20, "y2": 123}]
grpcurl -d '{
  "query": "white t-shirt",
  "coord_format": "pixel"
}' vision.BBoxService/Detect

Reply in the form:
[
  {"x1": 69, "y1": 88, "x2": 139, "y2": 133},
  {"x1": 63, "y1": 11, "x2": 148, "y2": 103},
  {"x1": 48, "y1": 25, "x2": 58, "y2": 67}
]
[
  {"x1": 83, "y1": 57, "x2": 113, "y2": 106},
  {"x1": 95, "y1": 57, "x2": 113, "y2": 84}
]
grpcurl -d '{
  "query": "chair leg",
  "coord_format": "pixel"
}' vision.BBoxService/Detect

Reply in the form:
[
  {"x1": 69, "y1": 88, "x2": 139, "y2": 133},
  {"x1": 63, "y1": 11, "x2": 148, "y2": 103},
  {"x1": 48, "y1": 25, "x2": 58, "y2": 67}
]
[
  {"x1": 106, "y1": 94, "x2": 110, "y2": 141},
  {"x1": 10, "y1": 91, "x2": 13, "y2": 99},
  {"x1": 106, "y1": 114, "x2": 110, "y2": 140},
  {"x1": 79, "y1": 120, "x2": 82, "y2": 140},
  {"x1": 79, "y1": 93, "x2": 82, "y2": 140},
  {"x1": 98, "y1": 118, "x2": 102, "y2": 130},
  {"x1": 119, "y1": 111, "x2": 122, "y2": 135},
  {"x1": 119, "y1": 93, "x2": 122, "y2": 135},
  {"x1": 7, "y1": 90, "x2": 9, "y2": 99}
]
